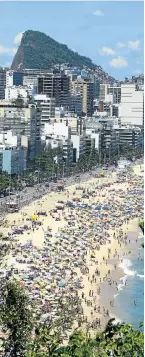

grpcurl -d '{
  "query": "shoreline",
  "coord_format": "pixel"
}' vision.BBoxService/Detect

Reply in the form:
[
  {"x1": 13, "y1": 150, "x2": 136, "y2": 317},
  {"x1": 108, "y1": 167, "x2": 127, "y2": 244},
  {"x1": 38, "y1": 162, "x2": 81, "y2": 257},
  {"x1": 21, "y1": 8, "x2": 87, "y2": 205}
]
[
  {"x1": 98, "y1": 219, "x2": 144, "y2": 329},
  {"x1": 78, "y1": 218, "x2": 140, "y2": 332},
  {"x1": 0, "y1": 163, "x2": 144, "y2": 336}
]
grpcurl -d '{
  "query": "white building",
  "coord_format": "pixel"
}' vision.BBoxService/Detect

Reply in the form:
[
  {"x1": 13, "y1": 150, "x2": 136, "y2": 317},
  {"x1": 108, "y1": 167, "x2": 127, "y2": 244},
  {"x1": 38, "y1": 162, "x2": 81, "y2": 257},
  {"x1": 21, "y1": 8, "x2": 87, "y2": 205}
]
[
  {"x1": 100, "y1": 84, "x2": 121, "y2": 104},
  {"x1": 42, "y1": 123, "x2": 71, "y2": 139},
  {"x1": 0, "y1": 131, "x2": 27, "y2": 174},
  {"x1": 23, "y1": 75, "x2": 38, "y2": 94},
  {"x1": 0, "y1": 103, "x2": 41, "y2": 159},
  {"x1": 71, "y1": 134, "x2": 85, "y2": 162},
  {"x1": 85, "y1": 129, "x2": 100, "y2": 151},
  {"x1": 41, "y1": 122, "x2": 73, "y2": 162},
  {"x1": 0, "y1": 130, "x2": 21, "y2": 146},
  {"x1": 48, "y1": 115, "x2": 85, "y2": 137},
  {"x1": 121, "y1": 84, "x2": 144, "y2": 126},
  {"x1": 5, "y1": 86, "x2": 33, "y2": 101},
  {"x1": 41, "y1": 121, "x2": 85, "y2": 163},
  {"x1": 34, "y1": 94, "x2": 55, "y2": 130},
  {"x1": 105, "y1": 94, "x2": 116, "y2": 104}
]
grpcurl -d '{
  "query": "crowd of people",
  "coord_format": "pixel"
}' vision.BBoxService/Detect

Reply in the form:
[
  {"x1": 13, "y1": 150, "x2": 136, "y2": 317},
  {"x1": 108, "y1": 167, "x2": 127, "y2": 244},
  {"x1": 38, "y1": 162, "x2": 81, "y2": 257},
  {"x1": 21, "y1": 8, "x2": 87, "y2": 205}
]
[{"x1": 0, "y1": 162, "x2": 143, "y2": 335}]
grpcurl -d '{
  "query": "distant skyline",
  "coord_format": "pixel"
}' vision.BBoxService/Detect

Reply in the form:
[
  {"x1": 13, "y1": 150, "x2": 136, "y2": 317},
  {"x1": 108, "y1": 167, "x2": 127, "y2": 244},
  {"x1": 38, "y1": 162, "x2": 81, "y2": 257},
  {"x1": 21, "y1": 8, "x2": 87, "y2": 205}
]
[{"x1": 0, "y1": 1, "x2": 144, "y2": 79}]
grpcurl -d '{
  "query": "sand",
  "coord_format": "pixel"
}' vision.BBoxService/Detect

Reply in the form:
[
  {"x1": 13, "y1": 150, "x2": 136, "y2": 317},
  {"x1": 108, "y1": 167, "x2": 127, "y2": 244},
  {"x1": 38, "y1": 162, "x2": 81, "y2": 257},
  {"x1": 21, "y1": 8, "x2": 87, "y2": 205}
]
[{"x1": 0, "y1": 162, "x2": 144, "y2": 332}]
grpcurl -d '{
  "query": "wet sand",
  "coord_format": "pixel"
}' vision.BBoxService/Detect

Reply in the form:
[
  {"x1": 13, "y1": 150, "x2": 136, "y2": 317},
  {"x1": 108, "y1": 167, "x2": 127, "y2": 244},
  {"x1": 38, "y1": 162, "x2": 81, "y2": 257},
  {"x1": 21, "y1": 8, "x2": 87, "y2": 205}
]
[{"x1": 98, "y1": 219, "x2": 142, "y2": 328}]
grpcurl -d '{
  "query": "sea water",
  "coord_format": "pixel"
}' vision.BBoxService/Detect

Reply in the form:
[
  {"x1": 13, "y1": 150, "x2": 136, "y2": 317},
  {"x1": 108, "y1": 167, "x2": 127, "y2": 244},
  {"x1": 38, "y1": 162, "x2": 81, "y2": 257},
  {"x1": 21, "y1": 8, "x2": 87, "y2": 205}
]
[{"x1": 113, "y1": 231, "x2": 144, "y2": 329}]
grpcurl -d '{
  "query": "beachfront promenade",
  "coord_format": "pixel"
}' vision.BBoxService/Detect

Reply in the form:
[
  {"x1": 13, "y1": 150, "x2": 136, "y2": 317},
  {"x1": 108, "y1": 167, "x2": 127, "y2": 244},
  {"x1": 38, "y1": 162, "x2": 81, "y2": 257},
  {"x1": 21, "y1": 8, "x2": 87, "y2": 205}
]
[{"x1": 0, "y1": 163, "x2": 144, "y2": 334}]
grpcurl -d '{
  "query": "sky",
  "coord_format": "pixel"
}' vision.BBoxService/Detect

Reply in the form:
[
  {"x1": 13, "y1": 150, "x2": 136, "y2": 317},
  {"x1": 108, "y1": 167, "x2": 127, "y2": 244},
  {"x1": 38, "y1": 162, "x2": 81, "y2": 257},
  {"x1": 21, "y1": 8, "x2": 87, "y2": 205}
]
[{"x1": 0, "y1": 1, "x2": 144, "y2": 80}]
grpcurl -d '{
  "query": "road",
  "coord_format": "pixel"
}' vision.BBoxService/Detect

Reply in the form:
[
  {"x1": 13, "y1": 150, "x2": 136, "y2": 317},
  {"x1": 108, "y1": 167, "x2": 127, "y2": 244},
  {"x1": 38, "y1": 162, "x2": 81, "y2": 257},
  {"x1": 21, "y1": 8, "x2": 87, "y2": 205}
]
[{"x1": 0, "y1": 159, "x2": 142, "y2": 218}]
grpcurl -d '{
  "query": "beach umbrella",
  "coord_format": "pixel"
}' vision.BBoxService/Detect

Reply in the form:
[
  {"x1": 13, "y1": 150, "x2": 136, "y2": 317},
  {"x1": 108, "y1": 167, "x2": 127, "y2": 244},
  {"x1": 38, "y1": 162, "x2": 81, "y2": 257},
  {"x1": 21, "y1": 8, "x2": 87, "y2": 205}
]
[
  {"x1": 32, "y1": 289, "x2": 40, "y2": 294},
  {"x1": 45, "y1": 285, "x2": 51, "y2": 290},
  {"x1": 30, "y1": 215, "x2": 37, "y2": 220},
  {"x1": 51, "y1": 282, "x2": 56, "y2": 287},
  {"x1": 58, "y1": 282, "x2": 65, "y2": 287}
]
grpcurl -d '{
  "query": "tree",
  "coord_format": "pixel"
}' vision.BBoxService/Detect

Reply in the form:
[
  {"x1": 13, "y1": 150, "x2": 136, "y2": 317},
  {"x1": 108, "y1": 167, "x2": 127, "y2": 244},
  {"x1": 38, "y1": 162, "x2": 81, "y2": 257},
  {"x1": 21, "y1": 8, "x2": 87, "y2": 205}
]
[
  {"x1": 26, "y1": 322, "x2": 61, "y2": 357},
  {"x1": 101, "y1": 319, "x2": 144, "y2": 357},
  {"x1": 0, "y1": 279, "x2": 33, "y2": 357},
  {"x1": 139, "y1": 221, "x2": 144, "y2": 248},
  {"x1": 54, "y1": 320, "x2": 144, "y2": 357},
  {"x1": 0, "y1": 280, "x2": 144, "y2": 356},
  {"x1": 12, "y1": 94, "x2": 24, "y2": 108},
  {"x1": 139, "y1": 220, "x2": 144, "y2": 234}
]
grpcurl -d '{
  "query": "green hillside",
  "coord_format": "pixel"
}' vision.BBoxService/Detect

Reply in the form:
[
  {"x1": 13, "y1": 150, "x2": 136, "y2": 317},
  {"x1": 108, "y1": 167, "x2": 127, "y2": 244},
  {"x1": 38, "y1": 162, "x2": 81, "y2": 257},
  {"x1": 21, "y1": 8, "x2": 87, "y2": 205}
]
[
  {"x1": 11, "y1": 30, "x2": 115, "y2": 83},
  {"x1": 11, "y1": 30, "x2": 97, "y2": 70}
]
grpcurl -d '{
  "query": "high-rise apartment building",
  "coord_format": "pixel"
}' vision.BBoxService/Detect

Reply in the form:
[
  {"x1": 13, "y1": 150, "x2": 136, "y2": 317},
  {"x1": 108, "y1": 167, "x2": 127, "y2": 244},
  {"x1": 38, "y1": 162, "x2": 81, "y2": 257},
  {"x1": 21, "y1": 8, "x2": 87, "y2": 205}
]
[
  {"x1": 0, "y1": 102, "x2": 41, "y2": 159},
  {"x1": 93, "y1": 78, "x2": 100, "y2": 98},
  {"x1": 0, "y1": 145, "x2": 27, "y2": 175},
  {"x1": 82, "y1": 81, "x2": 94, "y2": 117},
  {"x1": 34, "y1": 94, "x2": 55, "y2": 132},
  {"x1": 6, "y1": 71, "x2": 23, "y2": 88},
  {"x1": 23, "y1": 75, "x2": 38, "y2": 94},
  {"x1": 0, "y1": 68, "x2": 6, "y2": 99},
  {"x1": 69, "y1": 93, "x2": 82, "y2": 117},
  {"x1": 37, "y1": 73, "x2": 70, "y2": 107},
  {"x1": 70, "y1": 79, "x2": 94, "y2": 117},
  {"x1": 121, "y1": 84, "x2": 144, "y2": 126},
  {"x1": 115, "y1": 127, "x2": 144, "y2": 148},
  {"x1": 5, "y1": 86, "x2": 33, "y2": 101},
  {"x1": 100, "y1": 84, "x2": 121, "y2": 104}
]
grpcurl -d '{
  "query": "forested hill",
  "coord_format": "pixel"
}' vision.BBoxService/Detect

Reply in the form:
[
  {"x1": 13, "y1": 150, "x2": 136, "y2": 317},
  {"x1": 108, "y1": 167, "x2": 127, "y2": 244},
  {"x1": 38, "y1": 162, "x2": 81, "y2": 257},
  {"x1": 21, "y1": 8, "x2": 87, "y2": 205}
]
[{"x1": 11, "y1": 30, "x2": 115, "y2": 82}]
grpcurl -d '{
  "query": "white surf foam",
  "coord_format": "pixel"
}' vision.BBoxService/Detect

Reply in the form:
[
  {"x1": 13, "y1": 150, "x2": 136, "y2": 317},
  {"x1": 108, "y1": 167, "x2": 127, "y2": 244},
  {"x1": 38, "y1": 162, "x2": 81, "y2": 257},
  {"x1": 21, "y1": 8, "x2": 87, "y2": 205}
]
[
  {"x1": 117, "y1": 275, "x2": 128, "y2": 291},
  {"x1": 138, "y1": 231, "x2": 144, "y2": 239},
  {"x1": 116, "y1": 259, "x2": 136, "y2": 294},
  {"x1": 137, "y1": 274, "x2": 144, "y2": 279},
  {"x1": 114, "y1": 293, "x2": 119, "y2": 298},
  {"x1": 114, "y1": 258, "x2": 144, "y2": 299},
  {"x1": 119, "y1": 258, "x2": 136, "y2": 276}
]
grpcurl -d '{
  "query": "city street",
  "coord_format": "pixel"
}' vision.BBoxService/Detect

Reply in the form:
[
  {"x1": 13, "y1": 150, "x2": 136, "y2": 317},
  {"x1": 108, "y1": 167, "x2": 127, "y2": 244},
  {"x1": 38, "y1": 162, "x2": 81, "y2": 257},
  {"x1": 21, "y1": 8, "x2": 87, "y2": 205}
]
[
  {"x1": 0, "y1": 159, "x2": 142, "y2": 219},
  {"x1": 0, "y1": 165, "x2": 115, "y2": 217}
]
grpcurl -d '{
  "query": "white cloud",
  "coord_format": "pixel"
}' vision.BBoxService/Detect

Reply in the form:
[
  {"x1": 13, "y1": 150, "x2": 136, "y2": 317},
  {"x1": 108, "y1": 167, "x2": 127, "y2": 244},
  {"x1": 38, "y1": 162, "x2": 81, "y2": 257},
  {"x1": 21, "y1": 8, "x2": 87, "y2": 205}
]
[
  {"x1": 128, "y1": 40, "x2": 140, "y2": 50},
  {"x1": 13, "y1": 32, "x2": 23, "y2": 44},
  {"x1": 116, "y1": 42, "x2": 126, "y2": 48},
  {"x1": 93, "y1": 10, "x2": 104, "y2": 16},
  {"x1": 116, "y1": 40, "x2": 140, "y2": 51},
  {"x1": 133, "y1": 69, "x2": 141, "y2": 75},
  {"x1": 99, "y1": 47, "x2": 116, "y2": 56},
  {"x1": 0, "y1": 45, "x2": 17, "y2": 56},
  {"x1": 109, "y1": 56, "x2": 128, "y2": 68}
]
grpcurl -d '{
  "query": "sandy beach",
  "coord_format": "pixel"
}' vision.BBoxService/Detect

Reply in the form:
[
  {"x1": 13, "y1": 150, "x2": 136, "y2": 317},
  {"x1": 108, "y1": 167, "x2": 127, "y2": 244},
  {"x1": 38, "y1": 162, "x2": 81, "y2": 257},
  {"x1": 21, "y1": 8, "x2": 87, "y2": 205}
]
[{"x1": 0, "y1": 162, "x2": 144, "y2": 334}]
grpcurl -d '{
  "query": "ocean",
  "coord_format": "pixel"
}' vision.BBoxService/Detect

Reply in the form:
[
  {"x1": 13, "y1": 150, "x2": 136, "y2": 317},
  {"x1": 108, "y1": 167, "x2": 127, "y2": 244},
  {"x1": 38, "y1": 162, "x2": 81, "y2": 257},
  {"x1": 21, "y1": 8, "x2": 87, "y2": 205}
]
[{"x1": 113, "y1": 229, "x2": 144, "y2": 329}]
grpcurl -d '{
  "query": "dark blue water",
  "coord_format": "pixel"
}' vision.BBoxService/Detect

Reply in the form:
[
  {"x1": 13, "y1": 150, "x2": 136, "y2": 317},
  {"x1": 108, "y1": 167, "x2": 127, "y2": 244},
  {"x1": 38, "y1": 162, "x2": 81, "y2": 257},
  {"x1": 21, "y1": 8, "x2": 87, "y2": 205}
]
[{"x1": 113, "y1": 233, "x2": 144, "y2": 329}]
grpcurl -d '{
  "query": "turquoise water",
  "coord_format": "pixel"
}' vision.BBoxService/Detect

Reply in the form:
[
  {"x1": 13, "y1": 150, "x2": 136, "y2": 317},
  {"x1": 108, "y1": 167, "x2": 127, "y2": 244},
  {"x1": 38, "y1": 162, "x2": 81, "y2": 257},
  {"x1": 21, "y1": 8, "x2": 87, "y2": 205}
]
[{"x1": 113, "y1": 232, "x2": 144, "y2": 329}]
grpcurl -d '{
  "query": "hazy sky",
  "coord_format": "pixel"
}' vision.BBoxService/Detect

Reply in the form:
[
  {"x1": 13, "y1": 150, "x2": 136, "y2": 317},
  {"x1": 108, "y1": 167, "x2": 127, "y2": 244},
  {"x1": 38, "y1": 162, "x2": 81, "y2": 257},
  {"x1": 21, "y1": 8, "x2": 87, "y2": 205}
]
[{"x1": 0, "y1": 1, "x2": 144, "y2": 79}]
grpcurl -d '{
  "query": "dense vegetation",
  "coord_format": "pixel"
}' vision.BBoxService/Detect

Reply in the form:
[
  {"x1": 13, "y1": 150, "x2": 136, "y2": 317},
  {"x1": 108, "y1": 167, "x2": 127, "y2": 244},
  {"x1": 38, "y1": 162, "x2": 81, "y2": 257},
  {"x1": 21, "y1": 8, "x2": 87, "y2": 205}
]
[
  {"x1": 11, "y1": 30, "x2": 96, "y2": 70},
  {"x1": 0, "y1": 279, "x2": 143, "y2": 357},
  {"x1": 0, "y1": 143, "x2": 143, "y2": 195},
  {"x1": 11, "y1": 30, "x2": 112, "y2": 76}
]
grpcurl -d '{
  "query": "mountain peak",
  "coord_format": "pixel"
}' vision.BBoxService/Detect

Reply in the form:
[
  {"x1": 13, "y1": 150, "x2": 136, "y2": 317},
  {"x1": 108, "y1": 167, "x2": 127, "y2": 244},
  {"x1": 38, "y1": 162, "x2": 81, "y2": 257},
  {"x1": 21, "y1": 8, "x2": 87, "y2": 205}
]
[{"x1": 11, "y1": 30, "x2": 115, "y2": 82}]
